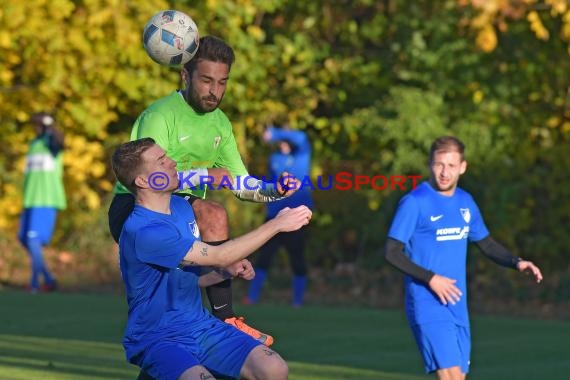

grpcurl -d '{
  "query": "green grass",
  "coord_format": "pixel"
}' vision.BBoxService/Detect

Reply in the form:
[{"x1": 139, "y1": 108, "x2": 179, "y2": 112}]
[{"x1": 1, "y1": 290, "x2": 569, "y2": 379}]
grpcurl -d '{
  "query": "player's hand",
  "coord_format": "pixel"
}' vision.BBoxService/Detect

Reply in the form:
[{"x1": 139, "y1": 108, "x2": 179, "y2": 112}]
[
  {"x1": 516, "y1": 260, "x2": 543, "y2": 283},
  {"x1": 428, "y1": 274, "x2": 462, "y2": 305},
  {"x1": 227, "y1": 259, "x2": 255, "y2": 280},
  {"x1": 273, "y1": 206, "x2": 312, "y2": 232},
  {"x1": 277, "y1": 171, "x2": 300, "y2": 197},
  {"x1": 263, "y1": 128, "x2": 272, "y2": 143}
]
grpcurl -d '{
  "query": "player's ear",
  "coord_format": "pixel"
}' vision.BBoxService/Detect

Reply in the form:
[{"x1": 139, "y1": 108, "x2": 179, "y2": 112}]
[
  {"x1": 134, "y1": 175, "x2": 147, "y2": 189},
  {"x1": 181, "y1": 69, "x2": 190, "y2": 87},
  {"x1": 460, "y1": 160, "x2": 467, "y2": 175}
]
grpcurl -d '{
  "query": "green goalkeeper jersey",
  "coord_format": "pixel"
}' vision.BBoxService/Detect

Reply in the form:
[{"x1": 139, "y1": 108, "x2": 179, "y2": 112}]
[{"x1": 114, "y1": 91, "x2": 248, "y2": 198}]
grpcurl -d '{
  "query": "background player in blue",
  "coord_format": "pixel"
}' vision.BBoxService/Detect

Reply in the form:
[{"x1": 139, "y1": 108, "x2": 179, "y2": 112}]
[
  {"x1": 385, "y1": 136, "x2": 543, "y2": 380},
  {"x1": 111, "y1": 138, "x2": 312, "y2": 380},
  {"x1": 245, "y1": 125, "x2": 313, "y2": 307}
]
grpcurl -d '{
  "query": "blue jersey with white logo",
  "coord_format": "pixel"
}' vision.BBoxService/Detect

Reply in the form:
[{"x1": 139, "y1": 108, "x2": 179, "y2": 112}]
[
  {"x1": 118, "y1": 196, "x2": 217, "y2": 360},
  {"x1": 388, "y1": 181, "x2": 489, "y2": 327}
]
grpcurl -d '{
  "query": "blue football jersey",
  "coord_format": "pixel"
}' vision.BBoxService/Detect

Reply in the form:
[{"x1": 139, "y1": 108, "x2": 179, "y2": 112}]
[
  {"x1": 118, "y1": 196, "x2": 216, "y2": 360},
  {"x1": 388, "y1": 182, "x2": 489, "y2": 327}
]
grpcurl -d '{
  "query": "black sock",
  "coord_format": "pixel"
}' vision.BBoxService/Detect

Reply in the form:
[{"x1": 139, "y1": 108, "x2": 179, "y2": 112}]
[{"x1": 204, "y1": 239, "x2": 235, "y2": 320}]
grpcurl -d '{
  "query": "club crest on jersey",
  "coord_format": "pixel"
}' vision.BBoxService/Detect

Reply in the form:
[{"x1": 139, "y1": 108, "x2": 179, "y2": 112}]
[
  {"x1": 189, "y1": 221, "x2": 200, "y2": 238},
  {"x1": 460, "y1": 208, "x2": 471, "y2": 223},
  {"x1": 213, "y1": 136, "x2": 221, "y2": 149}
]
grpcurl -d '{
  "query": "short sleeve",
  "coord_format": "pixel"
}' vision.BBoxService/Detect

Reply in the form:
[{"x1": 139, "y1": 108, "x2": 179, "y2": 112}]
[
  {"x1": 467, "y1": 200, "x2": 490, "y2": 242},
  {"x1": 388, "y1": 195, "x2": 420, "y2": 244},
  {"x1": 134, "y1": 222, "x2": 194, "y2": 268}
]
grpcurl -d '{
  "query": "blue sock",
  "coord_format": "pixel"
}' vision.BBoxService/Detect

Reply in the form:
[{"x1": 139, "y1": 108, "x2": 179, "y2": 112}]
[
  {"x1": 293, "y1": 275, "x2": 307, "y2": 306},
  {"x1": 247, "y1": 268, "x2": 267, "y2": 303}
]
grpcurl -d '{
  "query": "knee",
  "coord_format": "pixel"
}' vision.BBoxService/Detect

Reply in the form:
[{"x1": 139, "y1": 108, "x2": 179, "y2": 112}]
[
  {"x1": 264, "y1": 357, "x2": 288, "y2": 380},
  {"x1": 193, "y1": 201, "x2": 229, "y2": 239}
]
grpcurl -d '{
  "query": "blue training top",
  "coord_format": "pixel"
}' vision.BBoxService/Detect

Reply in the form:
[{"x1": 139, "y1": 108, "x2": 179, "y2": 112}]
[
  {"x1": 118, "y1": 195, "x2": 217, "y2": 361},
  {"x1": 265, "y1": 127, "x2": 313, "y2": 218},
  {"x1": 388, "y1": 181, "x2": 489, "y2": 327}
]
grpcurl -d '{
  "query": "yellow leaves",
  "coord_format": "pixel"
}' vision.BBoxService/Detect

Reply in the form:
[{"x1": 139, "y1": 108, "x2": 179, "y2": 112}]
[
  {"x1": 0, "y1": 69, "x2": 13, "y2": 85},
  {"x1": 476, "y1": 25, "x2": 498, "y2": 52},
  {"x1": 207, "y1": 0, "x2": 220, "y2": 10},
  {"x1": 0, "y1": 32, "x2": 11, "y2": 48},
  {"x1": 466, "y1": 0, "x2": 570, "y2": 49},
  {"x1": 562, "y1": 11, "x2": 570, "y2": 41},
  {"x1": 473, "y1": 89, "x2": 485, "y2": 104},
  {"x1": 527, "y1": 11, "x2": 550, "y2": 40},
  {"x1": 46, "y1": 0, "x2": 75, "y2": 19},
  {"x1": 246, "y1": 25, "x2": 265, "y2": 41},
  {"x1": 546, "y1": 116, "x2": 561, "y2": 128},
  {"x1": 546, "y1": 0, "x2": 568, "y2": 15},
  {"x1": 85, "y1": 190, "x2": 100, "y2": 210}
]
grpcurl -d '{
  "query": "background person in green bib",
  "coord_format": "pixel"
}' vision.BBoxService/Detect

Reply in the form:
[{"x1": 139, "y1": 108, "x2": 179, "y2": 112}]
[{"x1": 18, "y1": 112, "x2": 66, "y2": 293}]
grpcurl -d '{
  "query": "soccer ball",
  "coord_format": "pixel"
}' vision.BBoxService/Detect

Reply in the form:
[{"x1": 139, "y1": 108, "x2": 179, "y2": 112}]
[{"x1": 143, "y1": 10, "x2": 199, "y2": 67}]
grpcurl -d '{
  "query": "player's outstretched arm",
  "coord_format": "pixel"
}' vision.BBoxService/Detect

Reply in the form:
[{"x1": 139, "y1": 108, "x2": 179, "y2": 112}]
[
  {"x1": 475, "y1": 236, "x2": 543, "y2": 283},
  {"x1": 182, "y1": 206, "x2": 312, "y2": 267}
]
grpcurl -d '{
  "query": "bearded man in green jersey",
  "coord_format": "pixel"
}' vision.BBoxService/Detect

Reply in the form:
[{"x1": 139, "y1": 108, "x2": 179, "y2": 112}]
[{"x1": 108, "y1": 36, "x2": 298, "y2": 350}]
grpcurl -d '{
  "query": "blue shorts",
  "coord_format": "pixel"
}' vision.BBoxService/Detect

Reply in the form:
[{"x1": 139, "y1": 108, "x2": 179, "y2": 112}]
[
  {"x1": 18, "y1": 207, "x2": 58, "y2": 245},
  {"x1": 410, "y1": 321, "x2": 471, "y2": 374},
  {"x1": 135, "y1": 320, "x2": 261, "y2": 380}
]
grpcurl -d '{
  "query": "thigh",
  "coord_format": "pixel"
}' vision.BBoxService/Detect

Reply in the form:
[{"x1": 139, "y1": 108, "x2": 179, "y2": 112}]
[
  {"x1": 255, "y1": 235, "x2": 281, "y2": 269},
  {"x1": 140, "y1": 340, "x2": 201, "y2": 380},
  {"x1": 411, "y1": 321, "x2": 471, "y2": 375},
  {"x1": 108, "y1": 194, "x2": 135, "y2": 243},
  {"x1": 19, "y1": 207, "x2": 57, "y2": 245},
  {"x1": 197, "y1": 319, "x2": 261, "y2": 378},
  {"x1": 240, "y1": 344, "x2": 288, "y2": 380},
  {"x1": 282, "y1": 228, "x2": 307, "y2": 275}
]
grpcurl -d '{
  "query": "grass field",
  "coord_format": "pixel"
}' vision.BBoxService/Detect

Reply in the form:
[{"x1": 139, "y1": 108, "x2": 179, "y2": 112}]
[{"x1": 1, "y1": 289, "x2": 569, "y2": 380}]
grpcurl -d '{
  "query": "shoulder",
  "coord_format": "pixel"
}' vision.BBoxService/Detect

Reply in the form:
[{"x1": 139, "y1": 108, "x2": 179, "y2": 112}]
[
  {"x1": 405, "y1": 182, "x2": 431, "y2": 202},
  {"x1": 454, "y1": 187, "x2": 477, "y2": 204},
  {"x1": 171, "y1": 195, "x2": 196, "y2": 218},
  {"x1": 171, "y1": 195, "x2": 191, "y2": 210},
  {"x1": 147, "y1": 91, "x2": 180, "y2": 109}
]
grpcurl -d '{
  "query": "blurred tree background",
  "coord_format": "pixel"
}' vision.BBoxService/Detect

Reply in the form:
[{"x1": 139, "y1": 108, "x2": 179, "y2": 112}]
[{"x1": 0, "y1": 0, "x2": 569, "y2": 316}]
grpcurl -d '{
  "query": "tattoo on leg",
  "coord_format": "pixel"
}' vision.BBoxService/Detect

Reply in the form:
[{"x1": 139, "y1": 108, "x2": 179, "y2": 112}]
[
  {"x1": 263, "y1": 348, "x2": 276, "y2": 356},
  {"x1": 200, "y1": 372, "x2": 214, "y2": 380},
  {"x1": 200, "y1": 246, "x2": 208, "y2": 256}
]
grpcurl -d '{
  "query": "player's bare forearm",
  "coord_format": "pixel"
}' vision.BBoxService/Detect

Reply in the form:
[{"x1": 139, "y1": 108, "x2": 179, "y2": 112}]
[
  {"x1": 181, "y1": 206, "x2": 312, "y2": 267},
  {"x1": 208, "y1": 168, "x2": 231, "y2": 186},
  {"x1": 198, "y1": 269, "x2": 232, "y2": 287}
]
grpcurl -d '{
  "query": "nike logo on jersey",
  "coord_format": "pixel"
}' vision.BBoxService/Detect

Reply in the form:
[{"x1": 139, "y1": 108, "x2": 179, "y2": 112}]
[
  {"x1": 430, "y1": 215, "x2": 443, "y2": 222},
  {"x1": 213, "y1": 304, "x2": 227, "y2": 310},
  {"x1": 179, "y1": 135, "x2": 190, "y2": 142}
]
